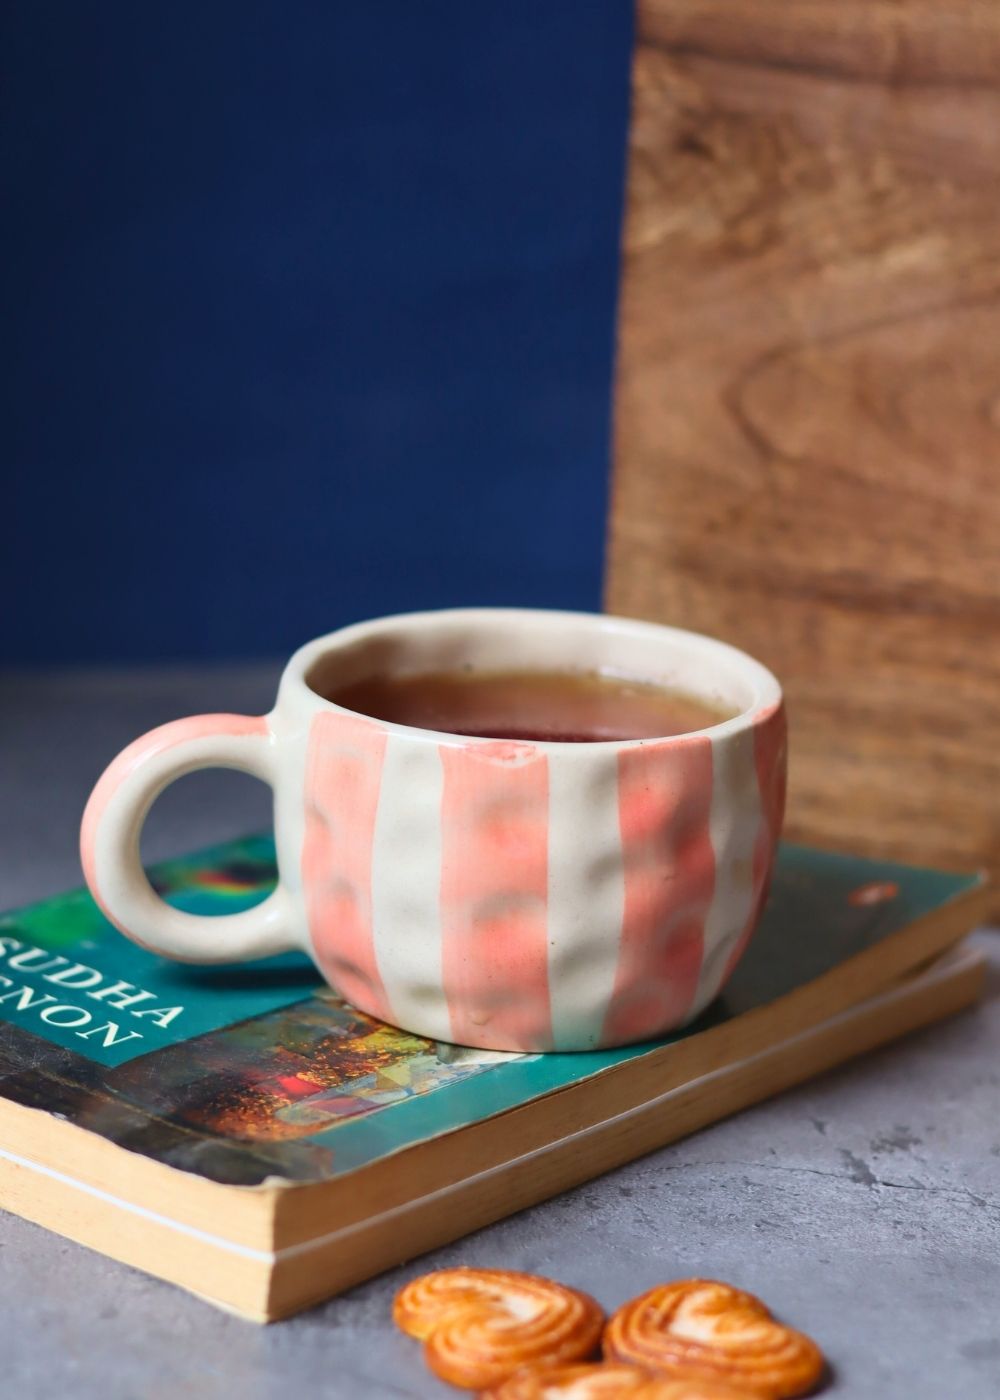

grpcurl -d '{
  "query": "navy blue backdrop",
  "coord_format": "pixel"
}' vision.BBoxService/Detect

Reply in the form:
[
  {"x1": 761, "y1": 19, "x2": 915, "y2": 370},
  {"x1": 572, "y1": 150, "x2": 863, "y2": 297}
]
[{"x1": 3, "y1": 3, "x2": 632, "y2": 663}]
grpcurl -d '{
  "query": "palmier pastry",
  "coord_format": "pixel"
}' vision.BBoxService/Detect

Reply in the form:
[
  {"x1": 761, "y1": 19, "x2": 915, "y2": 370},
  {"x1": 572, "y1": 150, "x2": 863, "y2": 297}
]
[
  {"x1": 604, "y1": 1280, "x2": 823, "y2": 1398},
  {"x1": 483, "y1": 1360, "x2": 758, "y2": 1397},
  {"x1": 393, "y1": 1267, "x2": 604, "y2": 1389}
]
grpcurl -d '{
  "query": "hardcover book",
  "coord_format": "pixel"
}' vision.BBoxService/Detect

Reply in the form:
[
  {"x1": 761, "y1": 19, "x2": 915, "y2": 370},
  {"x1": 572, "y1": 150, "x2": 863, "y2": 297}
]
[{"x1": 0, "y1": 836, "x2": 988, "y2": 1320}]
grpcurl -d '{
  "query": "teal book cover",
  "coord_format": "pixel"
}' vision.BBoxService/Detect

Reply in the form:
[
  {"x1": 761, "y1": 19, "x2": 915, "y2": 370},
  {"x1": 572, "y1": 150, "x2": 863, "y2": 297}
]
[{"x1": 0, "y1": 836, "x2": 983, "y2": 1190}]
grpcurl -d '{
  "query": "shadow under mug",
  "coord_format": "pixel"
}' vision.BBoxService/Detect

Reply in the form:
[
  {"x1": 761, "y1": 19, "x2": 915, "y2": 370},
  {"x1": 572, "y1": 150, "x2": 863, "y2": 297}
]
[{"x1": 81, "y1": 608, "x2": 786, "y2": 1052}]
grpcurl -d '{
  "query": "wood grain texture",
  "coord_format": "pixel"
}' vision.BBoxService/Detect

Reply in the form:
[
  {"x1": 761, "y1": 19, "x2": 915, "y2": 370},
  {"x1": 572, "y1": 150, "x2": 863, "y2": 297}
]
[{"x1": 608, "y1": 0, "x2": 1000, "y2": 887}]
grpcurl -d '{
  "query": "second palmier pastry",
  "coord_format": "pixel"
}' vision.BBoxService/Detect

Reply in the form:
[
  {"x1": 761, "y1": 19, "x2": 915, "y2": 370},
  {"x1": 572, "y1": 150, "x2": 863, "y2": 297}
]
[
  {"x1": 393, "y1": 1267, "x2": 604, "y2": 1389},
  {"x1": 604, "y1": 1280, "x2": 823, "y2": 1398}
]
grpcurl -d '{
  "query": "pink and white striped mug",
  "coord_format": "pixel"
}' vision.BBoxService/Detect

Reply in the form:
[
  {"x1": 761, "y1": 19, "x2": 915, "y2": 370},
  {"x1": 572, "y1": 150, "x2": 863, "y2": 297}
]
[{"x1": 81, "y1": 609, "x2": 785, "y2": 1052}]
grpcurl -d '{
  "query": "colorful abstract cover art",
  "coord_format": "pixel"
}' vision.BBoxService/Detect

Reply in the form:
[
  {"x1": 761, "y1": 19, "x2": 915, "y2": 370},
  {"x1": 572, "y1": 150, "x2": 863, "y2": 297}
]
[{"x1": 0, "y1": 835, "x2": 979, "y2": 1185}]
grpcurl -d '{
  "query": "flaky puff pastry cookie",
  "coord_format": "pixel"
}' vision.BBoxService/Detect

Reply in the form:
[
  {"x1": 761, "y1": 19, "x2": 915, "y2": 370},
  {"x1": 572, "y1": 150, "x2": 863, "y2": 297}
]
[
  {"x1": 393, "y1": 1267, "x2": 604, "y2": 1390},
  {"x1": 604, "y1": 1280, "x2": 823, "y2": 1399},
  {"x1": 483, "y1": 1361, "x2": 759, "y2": 1398}
]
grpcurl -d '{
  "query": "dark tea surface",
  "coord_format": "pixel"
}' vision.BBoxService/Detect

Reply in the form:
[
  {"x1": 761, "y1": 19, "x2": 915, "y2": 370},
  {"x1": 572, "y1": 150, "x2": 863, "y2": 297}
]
[{"x1": 327, "y1": 668, "x2": 735, "y2": 742}]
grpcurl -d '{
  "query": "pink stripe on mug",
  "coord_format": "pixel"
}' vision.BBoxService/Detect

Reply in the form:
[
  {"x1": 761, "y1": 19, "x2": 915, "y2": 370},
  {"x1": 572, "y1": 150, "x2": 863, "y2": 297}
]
[
  {"x1": 722, "y1": 701, "x2": 787, "y2": 984},
  {"x1": 301, "y1": 711, "x2": 393, "y2": 1023},
  {"x1": 601, "y1": 737, "x2": 715, "y2": 1045},
  {"x1": 439, "y1": 740, "x2": 552, "y2": 1050}
]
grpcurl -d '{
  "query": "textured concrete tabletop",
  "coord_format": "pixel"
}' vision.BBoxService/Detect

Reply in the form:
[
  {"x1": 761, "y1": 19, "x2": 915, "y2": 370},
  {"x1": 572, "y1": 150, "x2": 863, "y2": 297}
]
[{"x1": 1, "y1": 666, "x2": 997, "y2": 1400}]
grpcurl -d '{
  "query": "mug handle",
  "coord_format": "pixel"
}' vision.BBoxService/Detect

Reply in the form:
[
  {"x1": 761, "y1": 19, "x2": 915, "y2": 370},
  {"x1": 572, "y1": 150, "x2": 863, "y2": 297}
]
[{"x1": 80, "y1": 714, "x2": 297, "y2": 962}]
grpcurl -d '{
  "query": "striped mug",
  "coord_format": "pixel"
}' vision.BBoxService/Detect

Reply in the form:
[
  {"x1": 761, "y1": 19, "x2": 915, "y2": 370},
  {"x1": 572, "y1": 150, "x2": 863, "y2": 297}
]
[{"x1": 81, "y1": 609, "x2": 785, "y2": 1052}]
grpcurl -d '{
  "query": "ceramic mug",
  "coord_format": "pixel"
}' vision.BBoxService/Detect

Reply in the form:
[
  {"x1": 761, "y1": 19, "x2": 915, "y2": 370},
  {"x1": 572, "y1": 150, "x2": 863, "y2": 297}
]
[{"x1": 81, "y1": 608, "x2": 785, "y2": 1052}]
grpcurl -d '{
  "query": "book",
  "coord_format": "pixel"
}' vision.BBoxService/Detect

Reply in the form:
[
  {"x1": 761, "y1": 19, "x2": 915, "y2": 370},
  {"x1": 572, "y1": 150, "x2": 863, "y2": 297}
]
[{"x1": 0, "y1": 836, "x2": 988, "y2": 1321}]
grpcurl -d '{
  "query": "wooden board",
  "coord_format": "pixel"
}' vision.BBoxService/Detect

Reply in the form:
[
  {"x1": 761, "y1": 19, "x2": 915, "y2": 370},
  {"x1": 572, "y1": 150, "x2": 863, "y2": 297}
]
[{"x1": 607, "y1": 0, "x2": 1000, "y2": 893}]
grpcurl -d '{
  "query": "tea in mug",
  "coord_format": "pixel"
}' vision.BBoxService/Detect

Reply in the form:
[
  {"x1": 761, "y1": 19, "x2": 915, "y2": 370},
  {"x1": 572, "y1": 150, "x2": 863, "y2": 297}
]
[{"x1": 327, "y1": 667, "x2": 735, "y2": 743}]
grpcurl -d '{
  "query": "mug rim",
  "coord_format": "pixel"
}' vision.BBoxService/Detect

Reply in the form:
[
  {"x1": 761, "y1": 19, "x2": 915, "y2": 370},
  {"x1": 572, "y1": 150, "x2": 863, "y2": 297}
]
[{"x1": 281, "y1": 607, "x2": 782, "y2": 750}]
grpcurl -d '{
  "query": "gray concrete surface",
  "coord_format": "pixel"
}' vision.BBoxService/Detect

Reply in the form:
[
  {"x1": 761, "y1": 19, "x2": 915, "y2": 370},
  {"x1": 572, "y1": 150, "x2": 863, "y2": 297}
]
[{"x1": 0, "y1": 665, "x2": 997, "y2": 1400}]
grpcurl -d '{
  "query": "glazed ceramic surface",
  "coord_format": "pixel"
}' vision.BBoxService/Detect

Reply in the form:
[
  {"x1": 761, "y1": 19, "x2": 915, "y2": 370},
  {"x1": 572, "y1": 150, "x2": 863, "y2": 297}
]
[{"x1": 81, "y1": 609, "x2": 785, "y2": 1051}]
